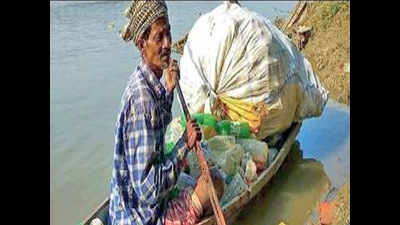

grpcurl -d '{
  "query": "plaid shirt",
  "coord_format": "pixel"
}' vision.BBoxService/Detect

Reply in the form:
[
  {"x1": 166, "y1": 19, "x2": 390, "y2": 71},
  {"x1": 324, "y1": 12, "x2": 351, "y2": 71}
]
[{"x1": 109, "y1": 60, "x2": 189, "y2": 225}]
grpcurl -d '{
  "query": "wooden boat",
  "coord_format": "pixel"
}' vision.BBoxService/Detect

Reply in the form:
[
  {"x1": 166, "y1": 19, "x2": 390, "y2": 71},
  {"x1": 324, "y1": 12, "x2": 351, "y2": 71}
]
[
  {"x1": 81, "y1": 122, "x2": 302, "y2": 225},
  {"x1": 81, "y1": 123, "x2": 302, "y2": 225}
]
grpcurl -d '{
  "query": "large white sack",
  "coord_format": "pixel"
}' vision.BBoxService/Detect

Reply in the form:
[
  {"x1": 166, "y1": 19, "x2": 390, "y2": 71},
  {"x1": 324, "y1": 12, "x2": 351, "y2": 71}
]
[{"x1": 179, "y1": 2, "x2": 328, "y2": 139}]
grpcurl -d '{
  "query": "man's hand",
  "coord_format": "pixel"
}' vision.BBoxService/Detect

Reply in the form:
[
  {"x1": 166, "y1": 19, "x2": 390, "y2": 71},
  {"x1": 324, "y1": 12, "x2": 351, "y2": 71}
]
[
  {"x1": 164, "y1": 58, "x2": 180, "y2": 93},
  {"x1": 186, "y1": 119, "x2": 202, "y2": 149}
]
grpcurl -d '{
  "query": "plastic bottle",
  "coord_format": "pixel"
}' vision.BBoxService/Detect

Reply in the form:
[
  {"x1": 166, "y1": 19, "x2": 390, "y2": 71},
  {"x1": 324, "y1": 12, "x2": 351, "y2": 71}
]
[
  {"x1": 193, "y1": 113, "x2": 205, "y2": 124},
  {"x1": 202, "y1": 113, "x2": 217, "y2": 128},
  {"x1": 180, "y1": 113, "x2": 217, "y2": 128},
  {"x1": 216, "y1": 120, "x2": 232, "y2": 136},
  {"x1": 231, "y1": 122, "x2": 251, "y2": 138},
  {"x1": 187, "y1": 141, "x2": 214, "y2": 178},
  {"x1": 236, "y1": 138, "x2": 269, "y2": 165},
  {"x1": 220, "y1": 172, "x2": 248, "y2": 206},
  {"x1": 216, "y1": 120, "x2": 251, "y2": 138}
]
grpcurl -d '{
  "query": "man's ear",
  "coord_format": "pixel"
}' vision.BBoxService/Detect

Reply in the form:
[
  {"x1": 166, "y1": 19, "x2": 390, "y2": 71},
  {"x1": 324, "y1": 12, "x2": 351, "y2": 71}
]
[{"x1": 137, "y1": 38, "x2": 146, "y2": 52}]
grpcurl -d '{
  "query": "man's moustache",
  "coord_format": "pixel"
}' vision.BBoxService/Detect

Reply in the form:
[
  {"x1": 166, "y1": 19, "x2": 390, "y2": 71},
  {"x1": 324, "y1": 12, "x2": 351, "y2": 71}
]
[{"x1": 161, "y1": 50, "x2": 171, "y2": 58}]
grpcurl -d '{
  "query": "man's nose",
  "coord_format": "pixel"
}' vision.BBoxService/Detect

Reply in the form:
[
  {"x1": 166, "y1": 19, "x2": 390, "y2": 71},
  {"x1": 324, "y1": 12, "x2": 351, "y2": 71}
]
[{"x1": 162, "y1": 36, "x2": 171, "y2": 49}]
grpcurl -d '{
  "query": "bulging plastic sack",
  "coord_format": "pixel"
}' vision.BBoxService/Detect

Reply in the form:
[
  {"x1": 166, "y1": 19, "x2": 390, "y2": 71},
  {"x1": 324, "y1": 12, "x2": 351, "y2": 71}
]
[{"x1": 179, "y1": 2, "x2": 328, "y2": 140}]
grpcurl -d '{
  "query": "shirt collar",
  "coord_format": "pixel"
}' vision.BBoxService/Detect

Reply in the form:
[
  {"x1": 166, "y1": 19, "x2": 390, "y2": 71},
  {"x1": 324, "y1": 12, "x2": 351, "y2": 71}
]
[{"x1": 139, "y1": 60, "x2": 166, "y2": 100}]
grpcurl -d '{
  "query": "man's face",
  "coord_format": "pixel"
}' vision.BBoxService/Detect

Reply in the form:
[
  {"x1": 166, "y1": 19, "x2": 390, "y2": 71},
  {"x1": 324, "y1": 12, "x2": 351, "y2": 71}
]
[{"x1": 141, "y1": 17, "x2": 171, "y2": 75}]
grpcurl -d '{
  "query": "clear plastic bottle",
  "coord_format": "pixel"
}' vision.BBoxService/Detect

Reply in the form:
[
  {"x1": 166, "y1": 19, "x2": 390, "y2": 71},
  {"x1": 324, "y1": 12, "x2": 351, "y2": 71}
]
[
  {"x1": 237, "y1": 138, "x2": 269, "y2": 167},
  {"x1": 220, "y1": 172, "x2": 248, "y2": 206},
  {"x1": 186, "y1": 141, "x2": 214, "y2": 178}
]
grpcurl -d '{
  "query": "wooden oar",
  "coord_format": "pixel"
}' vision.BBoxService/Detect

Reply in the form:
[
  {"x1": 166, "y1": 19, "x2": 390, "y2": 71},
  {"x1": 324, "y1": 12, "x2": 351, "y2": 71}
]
[{"x1": 175, "y1": 81, "x2": 227, "y2": 225}]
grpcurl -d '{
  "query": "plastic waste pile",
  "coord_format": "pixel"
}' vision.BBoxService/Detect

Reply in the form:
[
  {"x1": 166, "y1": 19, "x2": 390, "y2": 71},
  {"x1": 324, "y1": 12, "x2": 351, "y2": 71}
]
[
  {"x1": 165, "y1": 113, "x2": 281, "y2": 206},
  {"x1": 179, "y1": 2, "x2": 328, "y2": 140}
]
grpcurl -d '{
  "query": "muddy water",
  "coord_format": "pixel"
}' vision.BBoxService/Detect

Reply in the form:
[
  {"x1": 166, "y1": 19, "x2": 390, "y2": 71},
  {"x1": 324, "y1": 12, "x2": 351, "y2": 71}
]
[{"x1": 232, "y1": 99, "x2": 350, "y2": 225}]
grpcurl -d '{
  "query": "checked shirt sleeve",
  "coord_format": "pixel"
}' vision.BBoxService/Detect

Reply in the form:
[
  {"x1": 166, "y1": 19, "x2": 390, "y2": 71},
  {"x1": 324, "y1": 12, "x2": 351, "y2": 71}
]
[{"x1": 123, "y1": 101, "x2": 187, "y2": 206}]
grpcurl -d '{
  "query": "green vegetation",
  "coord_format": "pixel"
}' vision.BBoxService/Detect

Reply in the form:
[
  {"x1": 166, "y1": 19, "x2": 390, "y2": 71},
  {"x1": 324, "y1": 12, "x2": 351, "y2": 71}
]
[{"x1": 322, "y1": 2, "x2": 347, "y2": 29}]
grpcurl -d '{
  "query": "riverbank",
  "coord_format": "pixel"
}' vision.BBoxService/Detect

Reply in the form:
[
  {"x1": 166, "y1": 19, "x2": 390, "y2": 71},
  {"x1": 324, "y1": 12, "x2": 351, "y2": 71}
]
[
  {"x1": 275, "y1": 2, "x2": 350, "y2": 224},
  {"x1": 274, "y1": 1, "x2": 350, "y2": 106}
]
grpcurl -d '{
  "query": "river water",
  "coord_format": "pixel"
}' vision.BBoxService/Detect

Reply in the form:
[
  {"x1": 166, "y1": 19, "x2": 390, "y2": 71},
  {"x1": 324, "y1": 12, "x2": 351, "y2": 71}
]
[
  {"x1": 50, "y1": 2, "x2": 349, "y2": 225},
  {"x1": 232, "y1": 99, "x2": 350, "y2": 225}
]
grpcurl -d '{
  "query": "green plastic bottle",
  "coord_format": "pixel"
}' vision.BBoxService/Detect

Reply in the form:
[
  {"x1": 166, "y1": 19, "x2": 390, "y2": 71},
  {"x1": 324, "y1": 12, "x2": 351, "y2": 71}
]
[
  {"x1": 202, "y1": 113, "x2": 217, "y2": 128},
  {"x1": 180, "y1": 113, "x2": 216, "y2": 128},
  {"x1": 216, "y1": 120, "x2": 251, "y2": 138},
  {"x1": 180, "y1": 113, "x2": 204, "y2": 128},
  {"x1": 216, "y1": 120, "x2": 232, "y2": 136},
  {"x1": 193, "y1": 113, "x2": 205, "y2": 124},
  {"x1": 231, "y1": 122, "x2": 251, "y2": 138}
]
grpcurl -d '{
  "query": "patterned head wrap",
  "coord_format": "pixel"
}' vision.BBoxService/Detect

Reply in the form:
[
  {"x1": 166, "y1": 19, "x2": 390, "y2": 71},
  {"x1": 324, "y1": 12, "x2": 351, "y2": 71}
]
[{"x1": 121, "y1": 0, "x2": 168, "y2": 47}]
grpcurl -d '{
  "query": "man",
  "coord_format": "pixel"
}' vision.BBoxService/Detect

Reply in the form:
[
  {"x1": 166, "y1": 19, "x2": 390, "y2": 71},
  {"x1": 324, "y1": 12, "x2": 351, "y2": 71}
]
[{"x1": 109, "y1": 1, "x2": 224, "y2": 225}]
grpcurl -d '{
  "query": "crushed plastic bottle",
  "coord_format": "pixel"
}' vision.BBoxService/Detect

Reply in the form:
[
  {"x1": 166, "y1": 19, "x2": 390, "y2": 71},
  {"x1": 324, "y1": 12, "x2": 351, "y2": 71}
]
[
  {"x1": 241, "y1": 152, "x2": 257, "y2": 183},
  {"x1": 245, "y1": 159, "x2": 257, "y2": 183},
  {"x1": 214, "y1": 144, "x2": 244, "y2": 176},
  {"x1": 220, "y1": 172, "x2": 248, "y2": 206},
  {"x1": 237, "y1": 138, "x2": 269, "y2": 167},
  {"x1": 187, "y1": 141, "x2": 214, "y2": 178},
  {"x1": 207, "y1": 135, "x2": 236, "y2": 154}
]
